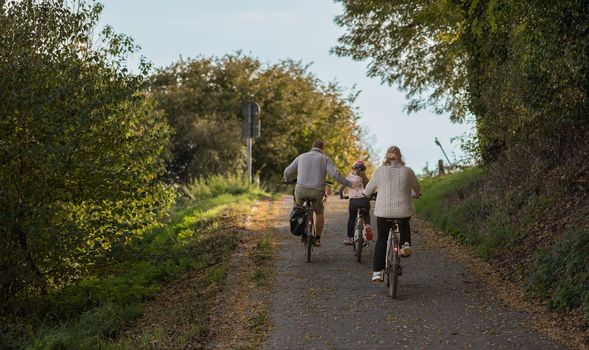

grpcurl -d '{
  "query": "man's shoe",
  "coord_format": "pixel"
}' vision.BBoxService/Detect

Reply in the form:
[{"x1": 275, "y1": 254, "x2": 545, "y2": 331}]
[
  {"x1": 400, "y1": 242, "x2": 412, "y2": 257},
  {"x1": 313, "y1": 236, "x2": 321, "y2": 247},
  {"x1": 365, "y1": 226, "x2": 373, "y2": 241},
  {"x1": 371, "y1": 271, "x2": 383, "y2": 282},
  {"x1": 343, "y1": 237, "x2": 352, "y2": 245}
]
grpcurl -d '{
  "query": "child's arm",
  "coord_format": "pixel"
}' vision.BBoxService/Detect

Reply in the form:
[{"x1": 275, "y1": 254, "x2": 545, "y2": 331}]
[{"x1": 338, "y1": 184, "x2": 348, "y2": 199}]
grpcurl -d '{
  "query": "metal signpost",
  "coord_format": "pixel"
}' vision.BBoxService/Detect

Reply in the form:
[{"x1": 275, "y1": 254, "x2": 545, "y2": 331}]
[{"x1": 242, "y1": 101, "x2": 261, "y2": 187}]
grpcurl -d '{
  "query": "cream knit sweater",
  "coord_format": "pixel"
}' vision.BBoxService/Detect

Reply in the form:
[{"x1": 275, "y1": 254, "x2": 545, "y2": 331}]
[{"x1": 363, "y1": 164, "x2": 420, "y2": 218}]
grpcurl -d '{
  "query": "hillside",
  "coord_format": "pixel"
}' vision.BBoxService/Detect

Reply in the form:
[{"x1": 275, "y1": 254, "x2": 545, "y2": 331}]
[{"x1": 416, "y1": 159, "x2": 589, "y2": 344}]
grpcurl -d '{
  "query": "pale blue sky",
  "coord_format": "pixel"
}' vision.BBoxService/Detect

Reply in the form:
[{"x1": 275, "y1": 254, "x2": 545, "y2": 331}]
[{"x1": 98, "y1": 0, "x2": 472, "y2": 173}]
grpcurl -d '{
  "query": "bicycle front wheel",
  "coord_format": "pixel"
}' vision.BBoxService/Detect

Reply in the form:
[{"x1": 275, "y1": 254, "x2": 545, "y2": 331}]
[
  {"x1": 390, "y1": 262, "x2": 399, "y2": 298},
  {"x1": 355, "y1": 228, "x2": 363, "y2": 263}
]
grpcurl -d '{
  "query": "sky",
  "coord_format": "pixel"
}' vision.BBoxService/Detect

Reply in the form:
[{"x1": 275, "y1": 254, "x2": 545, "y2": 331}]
[{"x1": 98, "y1": 0, "x2": 473, "y2": 173}]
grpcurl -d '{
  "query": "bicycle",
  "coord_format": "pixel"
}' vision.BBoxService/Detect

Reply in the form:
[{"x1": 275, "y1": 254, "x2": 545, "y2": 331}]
[
  {"x1": 352, "y1": 207, "x2": 369, "y2": 263},
  {"x1": 383, "y1": 194, "x2": 419, "y2": 298},
  {"x1": 286, "y1": 179, "x2": 331, "y2": 263}
]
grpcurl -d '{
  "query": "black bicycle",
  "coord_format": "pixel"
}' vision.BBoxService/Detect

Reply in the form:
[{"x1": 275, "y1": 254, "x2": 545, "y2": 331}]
[
  {"x1": 286, "y1": 180, "x2": 331, "y2": 263},
  {"x1": 301, "y1": 197, "x2": 316, "y2": 263}
]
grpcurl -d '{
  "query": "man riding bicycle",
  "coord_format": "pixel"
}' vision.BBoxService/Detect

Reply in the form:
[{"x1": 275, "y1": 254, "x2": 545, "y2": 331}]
[{"x1": 284, "y1": 140, "x2": 360, "y2": 246}]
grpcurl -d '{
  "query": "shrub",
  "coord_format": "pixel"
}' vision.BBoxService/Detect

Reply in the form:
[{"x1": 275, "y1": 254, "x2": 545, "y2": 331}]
[{"x1": 530, "y1": 229, "x2": 589, "y2": 321}]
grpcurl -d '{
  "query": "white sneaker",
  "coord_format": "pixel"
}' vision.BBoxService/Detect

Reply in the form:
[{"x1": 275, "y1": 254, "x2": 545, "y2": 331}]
[
  {"x1": 401, "y1": 242, "x2": 412, "y2": 257},
  {"x1": 371, "y1": 271, "x2": 383, "y2": 282}
]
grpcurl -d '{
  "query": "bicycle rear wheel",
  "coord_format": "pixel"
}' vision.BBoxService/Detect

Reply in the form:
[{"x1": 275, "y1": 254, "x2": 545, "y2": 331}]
[{"x1": 305, "y1": 216, "x2": 313, "y2": 263}]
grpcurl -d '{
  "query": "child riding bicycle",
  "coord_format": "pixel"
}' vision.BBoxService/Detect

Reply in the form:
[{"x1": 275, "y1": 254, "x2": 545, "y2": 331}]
[{"x1": 338, "y1": 160, "x2": 373, "y2": 245}]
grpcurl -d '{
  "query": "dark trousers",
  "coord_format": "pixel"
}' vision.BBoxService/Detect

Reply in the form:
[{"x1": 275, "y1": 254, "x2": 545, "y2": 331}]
[
  {"x1": 373, "y1": 216, "x2": 411, "y2": 272},
  {"x1": 347, "y1": 197, "x2": 371, "y2": 237}
]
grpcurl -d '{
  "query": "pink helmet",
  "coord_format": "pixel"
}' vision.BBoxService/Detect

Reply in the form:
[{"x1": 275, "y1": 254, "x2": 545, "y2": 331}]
[{"x1": 352, "y1": 160, "x2": 366, "y2": 171}]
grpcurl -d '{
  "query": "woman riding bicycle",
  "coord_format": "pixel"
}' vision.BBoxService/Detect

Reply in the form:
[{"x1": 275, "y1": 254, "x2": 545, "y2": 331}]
[
  {"x1": 338, "y1": 160, "x2": 373, "y2": 245},
  {"x1": 362, "y1": 146, "x2": 421, "y2": 283}
]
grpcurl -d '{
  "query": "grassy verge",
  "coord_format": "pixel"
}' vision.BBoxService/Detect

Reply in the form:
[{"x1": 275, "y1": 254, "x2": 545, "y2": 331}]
[
  {"x1": 416, "y1": 168, "x2": 589, "y2": 325},
  {"x1": 416, "y1": 167, "x2": 485, "y2": 245},
  {"x1": 2, "y1": 175, "x2": 268, "y2": 349}
]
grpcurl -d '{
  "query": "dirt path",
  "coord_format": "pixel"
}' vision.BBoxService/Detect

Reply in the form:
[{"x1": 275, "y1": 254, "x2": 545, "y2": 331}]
[{"x1": 262, "y1": 195, "x2": 568, "y2": 350}]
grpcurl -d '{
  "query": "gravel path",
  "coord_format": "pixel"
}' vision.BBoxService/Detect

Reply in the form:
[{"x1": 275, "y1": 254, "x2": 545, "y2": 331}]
[{"x1": 262, "y1": 195, "x2": 567, "y2": 350}]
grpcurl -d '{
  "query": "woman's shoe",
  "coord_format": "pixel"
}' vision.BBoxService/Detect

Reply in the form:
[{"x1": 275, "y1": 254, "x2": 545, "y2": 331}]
[
  {"x1": 371, "y1": 271, "x2": 383, "y2": 282},
  {"x1": 400, "y1": 242, "x2": 412, "y2": 257}
]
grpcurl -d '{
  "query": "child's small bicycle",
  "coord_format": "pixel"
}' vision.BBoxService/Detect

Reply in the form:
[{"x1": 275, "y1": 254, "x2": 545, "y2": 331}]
[{"x1": 352, "y1": 207, "x2": 369, "y2": 263}]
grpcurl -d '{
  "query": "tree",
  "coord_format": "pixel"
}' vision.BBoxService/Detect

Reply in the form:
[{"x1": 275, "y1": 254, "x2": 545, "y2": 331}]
[
  {"x1": 150, "y1": 54, "x2": 371, "y2": 183},
  {"x1": 332, "y1": 0, "x2": 470, "y2": 122},
  {"x1": 333, "y1": 0, "x2": 589, "y2": 163},
  {"x1": 0, "y1": 0, "x2": 173, "y2": 301}
]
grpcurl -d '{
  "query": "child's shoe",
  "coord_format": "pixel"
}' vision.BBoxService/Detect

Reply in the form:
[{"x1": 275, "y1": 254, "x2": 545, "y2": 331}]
[{"x1": 364, "y1": 225, "x2": 373, "y2": 241}]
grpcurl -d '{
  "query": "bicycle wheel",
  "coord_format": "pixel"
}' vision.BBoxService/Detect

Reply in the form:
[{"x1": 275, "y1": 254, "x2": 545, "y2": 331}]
[
  {"x1": 355, "y1": 224, "x2": 363, "y2": 263},
  {"x1": 305, "y1": 215, "x2": 313, "y2": 263},
  {"x1": 390, "y1": 239, "x2": 399, "y2": 298}
]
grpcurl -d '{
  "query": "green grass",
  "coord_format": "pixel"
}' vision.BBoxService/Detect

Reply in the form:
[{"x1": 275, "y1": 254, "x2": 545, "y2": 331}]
[
  {"x1": 252, "y1": 239, "x2": 273, "y2": 287},
  {"x1": 3, "y1": 175, "x2": 269, "y2": 349},
  {"x1": 416, "y1": 167, "x2": 485, "y2": 244}
]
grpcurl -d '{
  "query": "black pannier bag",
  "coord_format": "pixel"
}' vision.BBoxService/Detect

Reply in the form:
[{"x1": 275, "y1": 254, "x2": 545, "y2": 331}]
[{"x1": 289, "y1": 205, "x2": 306, "y2": 236}]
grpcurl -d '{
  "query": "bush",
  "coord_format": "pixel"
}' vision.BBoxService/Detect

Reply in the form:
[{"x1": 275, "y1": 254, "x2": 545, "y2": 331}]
[
  {"x1": 530, "y1": 229, "x2": 589, "y2": 321},
  {"x1": 179, "y1": 173, "x2": 265, "y2": 201},
  {"x1": 0, "y1": 0, "x2": 173, "y2": 303}
]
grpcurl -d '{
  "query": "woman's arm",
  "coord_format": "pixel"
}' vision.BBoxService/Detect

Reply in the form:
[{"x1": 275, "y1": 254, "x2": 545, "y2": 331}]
[
  {"x1": 363, "y1": 168, "x2": 379, "y2": 196},
  {"x1": 408, "y1": 168, "x2": 421, "y2": 196}
]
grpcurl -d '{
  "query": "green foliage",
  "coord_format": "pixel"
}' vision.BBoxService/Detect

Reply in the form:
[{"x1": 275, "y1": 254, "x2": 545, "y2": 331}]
[
  {"x1": 178, "y1": 173, "x2": 265, "y2": 201},
  {"x1": 6, "y1": 176, "x2": 264, "y2": 348},
  {"x1": 333, "y1": 0, "x2": 470, "y2": 121},
  {"x1": 334, "y1": 0, "x2": 589, "y2": 163},
  {"x1": 149, "y1": 54, "x2": 371, "y2": 183},
  {"x1": 0, "y1": 0, "x2": 173, "y2": 304},
  {"x1": 530, "y1": 229, "x2": 589, "y2": 321}
]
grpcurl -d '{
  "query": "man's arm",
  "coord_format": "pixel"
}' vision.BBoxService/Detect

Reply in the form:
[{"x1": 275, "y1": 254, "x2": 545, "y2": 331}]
[
  {"x1": 283, "y1": 156, "x2": 299, "y2": 182},
  {"x1": 338, "y1": 183, "x2": 347, "y2": 199},
  {"x1": 325, "y1": 156, "x2": 353, "y2": 187}
]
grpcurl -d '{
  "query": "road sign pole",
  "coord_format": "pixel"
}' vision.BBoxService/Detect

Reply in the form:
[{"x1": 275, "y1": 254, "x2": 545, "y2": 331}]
[
  {"x1": 246, "y1": 137, "x2": 252, "y2": 187},
  {"x1": 241, "y1": 101, "x2": 260, "y2": 190}
]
